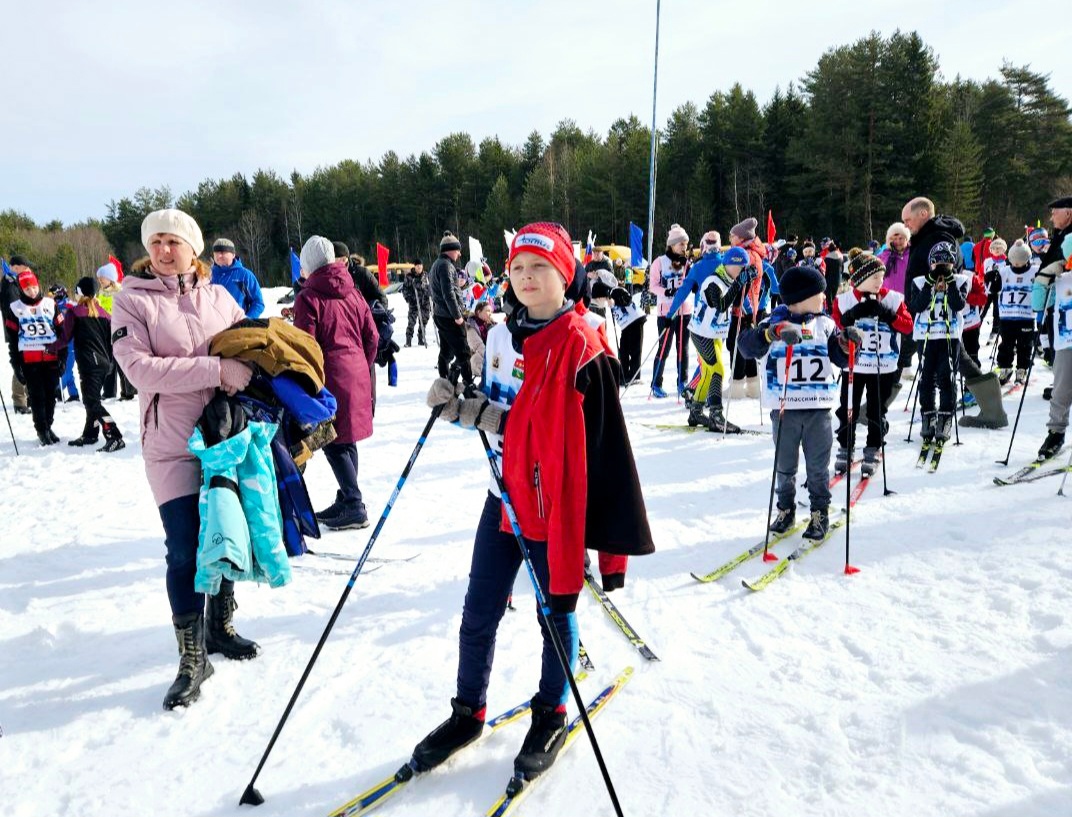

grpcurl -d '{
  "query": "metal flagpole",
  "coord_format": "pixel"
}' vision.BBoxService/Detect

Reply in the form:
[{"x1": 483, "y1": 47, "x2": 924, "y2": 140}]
[{"x1": 645, "y1": 0, "x2": 661, "y2": 268}]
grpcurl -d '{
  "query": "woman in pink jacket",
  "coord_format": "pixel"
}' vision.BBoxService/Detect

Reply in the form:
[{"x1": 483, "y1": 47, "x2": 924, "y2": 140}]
[{"x1": 111, "y1": 209, "x2": 258, "y2": 711}]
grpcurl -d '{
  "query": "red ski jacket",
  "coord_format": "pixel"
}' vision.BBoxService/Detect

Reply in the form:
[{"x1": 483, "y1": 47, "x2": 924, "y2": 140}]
[{"x1": 500, "y1": 309, "x2": 654, "y2": 611}]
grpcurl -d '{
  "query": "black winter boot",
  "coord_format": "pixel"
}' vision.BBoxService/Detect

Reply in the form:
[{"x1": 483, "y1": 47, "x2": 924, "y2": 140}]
[
  {"x1": 205, "y1": 580, "x2": 260, "y2": 660},
  {"x1": 513, "y1": 698, "x2": 568, "y2": 778},
  {"x1": 411, "y1": 698, "x2": 486, "y2": 771},
  {"x1": 163, "y1": 611, "x2": 214, "y2": 710}
]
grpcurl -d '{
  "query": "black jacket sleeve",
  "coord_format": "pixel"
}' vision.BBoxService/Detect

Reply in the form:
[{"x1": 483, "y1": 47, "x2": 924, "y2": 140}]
[
  {"x1": 576, "y1": 354, "x2": 655, "y2": 558},
  {"x1": 910, "y1": 281, "x2": 933, "y2": 315},
  {"x1": 738, "y1": 318, "x2": 774, "y2": 360}
]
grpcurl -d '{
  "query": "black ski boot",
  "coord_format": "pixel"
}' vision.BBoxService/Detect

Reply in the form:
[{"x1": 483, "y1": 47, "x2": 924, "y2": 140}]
[
  {"x1": 802, "y1": 508, "x2": 830, "y2": 541},
  {"x1": 834, "y1": 446, "x2": 850, "y2": 474},
  {"x1": 769, "y1": 506, "x2": 796, "y2": 534},
  {"x1": 99, "y1": 422, "x2": 125, "y2": 453},
  {"x1": 411, "y1": 698, "x2": 486, "y2": 771},
  {"x1": 921, "y1": 411, "x2": 936, "y2": 442},
  {"x1": 68, "y1": 433, "x2": 99, "y2": 447},
  {"x1": 686, "y1": 403, "x2": 708, "y2": 428},
  {"x1": 205, "y1": 579, "x2": 260, "y2": 660},
  {"x1": 935, "y1": 412, "x2": 953, "y2": 443},
  {"x1": 163, "y1": 611, "x2": 214, "y2": 710},
  {"x1": 513, "y1": 698, "x2": 567, "y2": 778},
  {"x1": 706, "y1": 408, "x2": 740, "y2": 433},
  {"x1": 1039, "y1": 430, "x2": 1065, "y2": 460},
  {"x1": 861, "y1": 446, "x2": 881, "y2": 478}
]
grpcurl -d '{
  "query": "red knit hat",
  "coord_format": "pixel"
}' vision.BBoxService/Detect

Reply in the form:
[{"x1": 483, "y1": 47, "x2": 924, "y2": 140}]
[
  {"x1": 17, "y1": 269, "x2": 38, "y2": 290},
  {"x1": 509, "y1": 222, "x2": 574, "y2": 284}
]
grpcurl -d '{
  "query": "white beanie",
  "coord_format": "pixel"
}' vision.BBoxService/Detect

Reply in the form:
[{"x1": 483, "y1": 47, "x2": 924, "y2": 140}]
[
  {"x1": 141, "y1": 209, "x2": 205, "y2": 256},
  {"x1": 666, "y1": 223, "x2": 689, "y2": 247},
  {"x1": 886, "y1": 222, "x2": 911, "y2": 243},
  {"x1": 300, "y1": 235, "x2": 335, "y2": 276},
  {"x1": 700, "y1": 230, "x2": 722, "y2": 254},
  {"x1": 96, "y1": 262, "x2": 119, "y2": 283}
]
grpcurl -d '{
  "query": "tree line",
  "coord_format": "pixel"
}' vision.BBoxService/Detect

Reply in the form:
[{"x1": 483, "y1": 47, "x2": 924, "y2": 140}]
[{"x1": 5, "y1": 30, "x2": 1070, "y2": 289}]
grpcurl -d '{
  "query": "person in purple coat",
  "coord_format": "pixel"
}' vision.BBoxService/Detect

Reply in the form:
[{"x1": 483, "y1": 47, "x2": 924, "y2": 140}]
[{"x1": 294, "y1": 236, "x2": 379, "y2": 530}]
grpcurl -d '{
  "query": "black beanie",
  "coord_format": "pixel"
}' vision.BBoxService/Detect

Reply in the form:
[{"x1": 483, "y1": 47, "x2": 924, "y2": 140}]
[
  {"x1": 75, "y1": 276, "x2": 98, "y2": 298},
  {"x1": 440, "y1": 231, "x2": 462, "y2": 252},
  {"x1": 848, "y1": 253, "x2": 885, "y2": 287},
  {"x1": 332, "y1": 241, "x2": 350, "y2": 260},
  {"x1": 10, "y1": 254, "x2": 32, "y2": 268},
  {"x1": 779, "y1": 265, "x2": 826, "y2": 305}
]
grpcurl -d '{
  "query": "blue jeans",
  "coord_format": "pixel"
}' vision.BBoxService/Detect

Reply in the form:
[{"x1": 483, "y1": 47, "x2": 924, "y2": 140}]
[
  {"x1": 60, "y1": 341, "x2": 79, "y2": 398},
  {"x1": 457, "y1": 492, "x2": 578, "y2": 710},
  {"x1": 159, "y1": 494, "x2": 204, "y2": 618}
]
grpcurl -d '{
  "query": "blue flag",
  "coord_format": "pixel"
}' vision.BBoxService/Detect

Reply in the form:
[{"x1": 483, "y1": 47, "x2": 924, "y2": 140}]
[
  {"x1": 629, "y1": 222, "x2": 645, "y2": 267},
  {"x1": 289, "y1": 249, "x2": 302, "y2": 283},
  {"x1": 1, "y1": 257, "x2": 12, "y2": 280}
]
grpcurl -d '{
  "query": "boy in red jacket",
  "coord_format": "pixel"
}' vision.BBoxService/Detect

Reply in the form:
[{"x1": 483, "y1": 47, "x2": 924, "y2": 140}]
[
  {"x1": 416, "y1": 222, "x2": 654, "y2": 781},
  {"x1": 832, "y1": 253, "x2": 913, "y2": 476}
]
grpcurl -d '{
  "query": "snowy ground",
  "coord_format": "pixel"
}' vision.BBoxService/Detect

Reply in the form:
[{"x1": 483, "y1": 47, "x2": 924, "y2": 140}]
[{"x1": 2, "y1": 287, "x2": 1070, "y2": 817}]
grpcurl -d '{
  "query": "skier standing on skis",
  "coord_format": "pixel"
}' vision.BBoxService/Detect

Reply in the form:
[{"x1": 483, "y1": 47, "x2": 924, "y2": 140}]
[
  {"x1": 417, "y1": 221, "x2": 654, "y2": 781},
  {"x1": 832, "y1": 252, "x2": 912, "y2": 477},
  {"x1": 401, "y1": 259, "x2": 431, "y2": 347},
  {"x1": 1034, "y1": 227, "x2": 1072, "y2": 459},
  {"x1": 680, "y1": 244, "x2": 756, "y2": 432},
  {"x1": 908, "y1": 242, "x2": 970, "y2": 460},
  {"x1": 739, "y1": 265, "x2": 859, "y2": 540},
  {"x1": 993, "y1": 240, "x2": 1038, "y2": 386}
]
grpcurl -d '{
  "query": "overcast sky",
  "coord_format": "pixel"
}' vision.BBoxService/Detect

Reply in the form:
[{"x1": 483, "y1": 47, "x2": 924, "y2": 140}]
[{"x1": 3, "y1": 0, "x2": 1068, "y2": 225}]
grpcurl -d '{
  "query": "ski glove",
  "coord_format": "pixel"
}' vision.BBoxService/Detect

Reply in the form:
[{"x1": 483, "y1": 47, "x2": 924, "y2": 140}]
[
  {"x1": 839, "y1": 326, "x2": 864, "y2": 351},
  {"x1": 766, "y1": 322, "x2": 802, "y2": 346},
  {"x1": 738, "y1": 265, "x2": 759, "y2": 287},
  {"x1": 426, "y1": 377, "x2": 462, "y2": 422},
  {"x1": 457, "y1": 392, "x2": 507, "y2": 434},
  {"x1": 219, "y1": 358, "x2": 253, "y2": 396}
]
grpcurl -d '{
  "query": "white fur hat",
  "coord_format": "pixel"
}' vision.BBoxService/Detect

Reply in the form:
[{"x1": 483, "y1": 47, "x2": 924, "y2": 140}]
[
  {"x1": 886, "y1": 222, "x2": 911, "y2": 242},
  {"x1": 141, "y1": 209, "x2": 205, "y2": 256}
]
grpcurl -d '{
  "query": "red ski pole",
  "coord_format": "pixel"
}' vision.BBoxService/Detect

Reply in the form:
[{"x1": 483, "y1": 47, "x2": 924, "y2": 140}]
[{"x1": 845, "y1": 340, "x2": 860, "y2": 575}]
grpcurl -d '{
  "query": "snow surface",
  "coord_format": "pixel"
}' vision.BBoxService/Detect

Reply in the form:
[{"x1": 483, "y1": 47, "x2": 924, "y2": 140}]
[{"x1": 2, "y1": 286, "x2": 1070, "y2": 817}]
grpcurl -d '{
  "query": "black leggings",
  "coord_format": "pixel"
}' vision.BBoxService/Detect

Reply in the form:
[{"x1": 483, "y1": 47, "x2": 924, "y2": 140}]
[
  {"x1": 996, "y1": 321, "x2": 1034, "y2": 371},
  {"x1": 919, "y1": 339, "x2": 958, "y2": 413}
]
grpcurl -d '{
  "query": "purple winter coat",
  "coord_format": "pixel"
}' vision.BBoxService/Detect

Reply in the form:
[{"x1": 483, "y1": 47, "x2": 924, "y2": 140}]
[
  {"x1": 293, "y1": 260, "x2": 377, "y2": 444},
  {"x1": 878, "y1": 246, "x2": 910, "y2": 297}
]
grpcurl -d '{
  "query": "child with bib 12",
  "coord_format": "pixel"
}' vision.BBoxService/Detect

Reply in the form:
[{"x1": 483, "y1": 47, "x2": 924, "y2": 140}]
[{"x1": 739, "y1": 265, "x2": 861, "y2": 540}]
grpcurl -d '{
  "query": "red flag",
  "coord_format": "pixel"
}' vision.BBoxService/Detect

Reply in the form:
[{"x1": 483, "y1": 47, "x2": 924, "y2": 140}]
[
  {"x1": 766, "y1": 210, "x2": 776, "y2": 245},
  {"x1": 108, "y1": 254, "x2": 124, "y2": 282},
  {"x1": 376, "y1": 243, "x2": 389, "y2": 287}
]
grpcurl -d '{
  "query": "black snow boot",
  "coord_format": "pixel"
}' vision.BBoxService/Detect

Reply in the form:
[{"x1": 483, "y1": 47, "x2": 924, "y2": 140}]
[
  {"x1": 960, "y1": 373, "x2": 1008, "y2": 429},
  {"x1": 513, "y1": 698, "x2": 568, "y2": 778},
  {"x1": 205, "y1": 579, "x2": 260, "y2": 660},
  {"x1": 68, "y1": 432, "x2": 99, "y2": 447},
  {"x1": 411, "y1": 698, "x2": 486, "y2": 771},
  {"x1": 1038, "y1": 430, "x2": 1065, "y2": 460},
  {"x1": 802, "y1": 508, "x2": 830, "y2": 541},
  {"x1": 163, "y1": 611, "x2": 214, "y2": 710}
]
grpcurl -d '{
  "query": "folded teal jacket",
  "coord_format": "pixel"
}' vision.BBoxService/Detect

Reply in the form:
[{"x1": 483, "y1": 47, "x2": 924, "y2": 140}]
[{"x1": 188, "y1": 421, "x2": 292, "y2": 594}]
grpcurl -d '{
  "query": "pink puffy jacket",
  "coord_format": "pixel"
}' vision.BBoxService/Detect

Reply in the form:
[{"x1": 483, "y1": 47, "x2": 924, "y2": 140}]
[{"x1": 111, "y1": 270, "x2": 245, "y2": 507}]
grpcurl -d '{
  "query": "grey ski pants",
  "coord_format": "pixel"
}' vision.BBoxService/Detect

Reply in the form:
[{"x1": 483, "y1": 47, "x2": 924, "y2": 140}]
[
  {"x1": 1048, "y1": 348, "x2": 1072, "y2": 434},
  {"x1": 771, "y1": 408, "x2": 833, "y2": 512}
]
